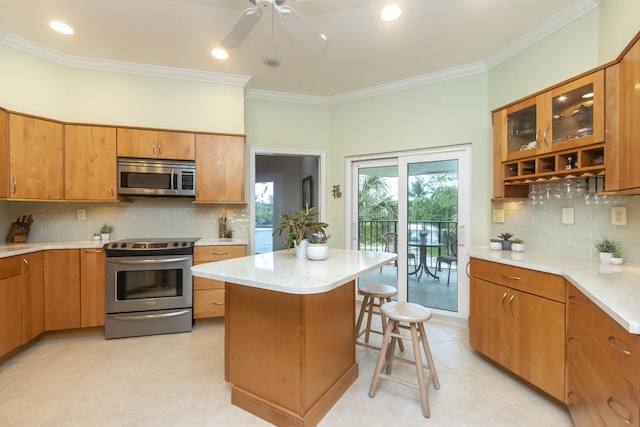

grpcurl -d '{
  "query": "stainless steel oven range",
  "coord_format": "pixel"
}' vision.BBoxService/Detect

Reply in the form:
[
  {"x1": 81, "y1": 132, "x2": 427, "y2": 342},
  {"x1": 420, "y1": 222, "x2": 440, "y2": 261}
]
[{"x1": 104, "y1": 237, "x2": 199, "y2": 339}]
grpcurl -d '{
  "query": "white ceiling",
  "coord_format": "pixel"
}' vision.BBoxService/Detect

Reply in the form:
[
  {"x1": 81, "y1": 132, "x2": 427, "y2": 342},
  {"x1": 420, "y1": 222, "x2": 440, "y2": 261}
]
[{"x1": 0, "y1": 0, "x2": 599, "y2": 100}]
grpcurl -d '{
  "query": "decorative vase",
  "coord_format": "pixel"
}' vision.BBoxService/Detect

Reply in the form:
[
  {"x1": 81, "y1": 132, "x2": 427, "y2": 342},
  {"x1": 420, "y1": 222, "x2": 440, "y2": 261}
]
[
  {"x1": 306, "y1": 243, "x2": 329, "y2": 261},
  {"x1": 101, "y1": 233, "x2": 110, "y2": 243},
  {"x1": 599, "y1": 252, "x2": 612, "y2": 263},
  {"x1": 501, "y1": 240, "x2": 512, "y2": 251},
  {"x1": 295, "y1": 239, "x2": 308, "y2": 258},
  {"x1": 92, "y1": 235, "x2": 101, "y2": 242},
  {"x1": 610, "y1": 257, "x2": 624, "y2": 265},
  {"x1": 489, "y1": 241, "x2": 502, "y2": 251},
  {"x1": 511, "y1": 243, "x2": 525, "y2": 252}
]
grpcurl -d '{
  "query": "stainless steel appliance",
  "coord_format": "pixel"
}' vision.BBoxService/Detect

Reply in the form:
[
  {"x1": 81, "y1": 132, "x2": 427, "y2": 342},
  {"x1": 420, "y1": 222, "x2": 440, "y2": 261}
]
[
  {"x1": 117, "y1": 158, "x2": 196, "y2": 197},
  {"x1": 104, "y1": 237, "x2": 199, "y2": 339}
]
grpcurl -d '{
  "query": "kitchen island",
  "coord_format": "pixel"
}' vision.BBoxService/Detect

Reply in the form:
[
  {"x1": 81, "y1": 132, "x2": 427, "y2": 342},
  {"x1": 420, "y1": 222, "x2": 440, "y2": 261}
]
[{"x1": 191, "y1": 248, "x2": 396, "y2": 427}]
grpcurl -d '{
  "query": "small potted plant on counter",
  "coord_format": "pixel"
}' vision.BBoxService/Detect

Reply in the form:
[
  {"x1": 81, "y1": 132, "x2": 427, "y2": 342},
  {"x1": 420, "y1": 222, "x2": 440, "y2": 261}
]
[
  {"x1": 610, "y1": 248, "x2": 624, "y2": 265},
  {"x1": 511, "y1": 238, "x2": 525, "y2": 252},
  {"x1": 306, "y1": 231, "x2": 330, "y2": 261},
  {"x1": 497, "y1": 232, "x2": 514, "y2": 250},
  {"x1": 594, "y1": 236, "x2": 619, "y2": 263},
  {"x1": 101, "y1": 223, "x2": 114, "y2": 243},
  {"x1": 273, "y1": 204, "x2": 328, "y2": 258},
  {"x1": 489, "y1": 238, "x2": 503, "y2": 251}
]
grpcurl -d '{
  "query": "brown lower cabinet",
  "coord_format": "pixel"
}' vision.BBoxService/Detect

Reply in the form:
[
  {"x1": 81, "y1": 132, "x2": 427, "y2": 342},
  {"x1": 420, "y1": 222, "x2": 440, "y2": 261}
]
[
  {"x1": 0, "y1": 256, "x2": 22, "y2": 356},
  {"x1": 566, "y1": 284, "x2": 640, "y2": 426},
  {"x1": 469, "y1": 258, "x2": 566, "y2": 401},
  {"x1": 21, "y1": 251, "x2": 44, "y2": 343}
]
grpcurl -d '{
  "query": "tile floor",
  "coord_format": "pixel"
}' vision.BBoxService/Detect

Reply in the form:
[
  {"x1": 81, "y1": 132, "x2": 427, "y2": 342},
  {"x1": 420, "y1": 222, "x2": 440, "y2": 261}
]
[{"x1": 0, "y1": 316, "x2": 573, "y2": 426}]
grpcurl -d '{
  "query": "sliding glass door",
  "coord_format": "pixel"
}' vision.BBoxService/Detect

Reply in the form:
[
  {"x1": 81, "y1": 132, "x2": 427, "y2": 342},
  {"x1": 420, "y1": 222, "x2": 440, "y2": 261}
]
[{"x1": 350, "y1": 147, "x2": 469, "y2": 319}]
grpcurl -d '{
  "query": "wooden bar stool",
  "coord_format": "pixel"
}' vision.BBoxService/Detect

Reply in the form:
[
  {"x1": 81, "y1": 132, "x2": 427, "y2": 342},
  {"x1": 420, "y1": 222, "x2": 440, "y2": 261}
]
[
  {"x1": 368, "y1": 301, "x2": 440, "y2": 418},
  {"x1": 355, "y1": 284, "x2": 403, "y2": 351}
]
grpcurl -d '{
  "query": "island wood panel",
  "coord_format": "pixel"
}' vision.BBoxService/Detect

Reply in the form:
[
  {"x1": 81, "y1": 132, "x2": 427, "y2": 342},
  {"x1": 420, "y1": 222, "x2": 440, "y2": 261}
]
[{"x1": 225, "y1": 280, "x2": 357, "y2": 427}]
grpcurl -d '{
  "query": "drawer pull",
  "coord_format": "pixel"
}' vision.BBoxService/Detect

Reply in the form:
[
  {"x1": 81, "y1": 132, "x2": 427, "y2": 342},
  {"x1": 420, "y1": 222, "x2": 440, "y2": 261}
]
[
  {"x1": 212, "y1": 301, "x2": 224, "y2": 305},
  {"x1": 501, "y1": 292, "x2": 508, "y2": 314},
  {"x1": 567, "y1": 336, "x2": 582, "y2": 350},
  {"x1": 568, "y1": 296, "x2": 583, "y2": 305},
  {"x1": 607, "y1": 397, "x2": 632, "y2": 425},
  {"x1": 608, "y1": 336, "x2": 632, "y2": 356},
  {"x1": 211, "y1": 251, "x2": 229, "y2": 256},
  {"x1": 567, "y1": 391, "x2": 581, "y2": 407},
  {"x1": 500, "y1": 273, "x2": 521, "y2": 281}
]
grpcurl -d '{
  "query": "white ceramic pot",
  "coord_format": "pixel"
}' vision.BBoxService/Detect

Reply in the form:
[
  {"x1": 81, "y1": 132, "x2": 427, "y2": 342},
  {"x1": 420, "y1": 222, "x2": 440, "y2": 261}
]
[
  {"x1": 511, "y1": 243, "x2": 525, "y2": 252},
  {"x1": 306, "y1": 243, "x2": 329, "y2": 261},
  {"x1": 489, "y1": 241, "x2": 502, "y2": 251},
  {"x1": 295, "y1": 239, "x2": 308, "y2": 258},
  {"x1": 610, "y1": 257, "x2": 624, "y2": 265},
  {"x1": 101, "y1": 233, "x2": 110, "y2": 243},
  {"x1": 599, "y1": 252, "x2": 612, "y2": 263}
]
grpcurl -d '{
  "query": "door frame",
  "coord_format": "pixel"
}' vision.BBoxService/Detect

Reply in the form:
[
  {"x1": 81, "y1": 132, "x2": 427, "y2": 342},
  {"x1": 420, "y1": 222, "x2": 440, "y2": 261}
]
[
  {"x1": 250, "y1": 147, "x2": 326, "y2": 255},
  {"x1": 345, "y1": 144, "x2": 472, "y2": 320}
]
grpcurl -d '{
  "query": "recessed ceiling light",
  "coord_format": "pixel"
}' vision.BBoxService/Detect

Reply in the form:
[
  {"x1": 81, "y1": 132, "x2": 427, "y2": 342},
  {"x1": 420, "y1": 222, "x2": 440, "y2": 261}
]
[
  {"x1": 211, "y1": 48, "x2": 229, "y2": 60},
  {"x1": 380, "y1": 5, "x2": 402, "y2": 21},
  {"x1": 49, "y1": 21, "x2": 74, "y2": 35}
]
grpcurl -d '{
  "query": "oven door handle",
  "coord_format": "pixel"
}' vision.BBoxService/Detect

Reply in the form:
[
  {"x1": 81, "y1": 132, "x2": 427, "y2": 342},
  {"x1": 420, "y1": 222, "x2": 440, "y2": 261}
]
[
  {"x1": 111, "y1": 310, "x2": 191, "y2": 321},
  {"x1": 107, "y1": 257, "x2": 191, "y2": 265}
]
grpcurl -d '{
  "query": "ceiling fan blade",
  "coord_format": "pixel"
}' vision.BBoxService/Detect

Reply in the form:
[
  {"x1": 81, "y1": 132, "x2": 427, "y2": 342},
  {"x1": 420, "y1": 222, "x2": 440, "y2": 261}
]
[
  {"x1": 276, "y1": 5, "x2": 328, "y2": 53},
  {"x1": 221, "y1": 7, "x2": 262, "y2": 49}
]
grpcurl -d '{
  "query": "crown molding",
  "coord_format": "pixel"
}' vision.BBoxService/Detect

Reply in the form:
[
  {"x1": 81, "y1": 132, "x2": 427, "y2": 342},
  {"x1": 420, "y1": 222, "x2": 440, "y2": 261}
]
[
  {"x1": 0, "y1": 32, "x2": 251, "y2": 86},
  {"x1": 245, "y1": 89, "x2": 330, "y2": 105}
]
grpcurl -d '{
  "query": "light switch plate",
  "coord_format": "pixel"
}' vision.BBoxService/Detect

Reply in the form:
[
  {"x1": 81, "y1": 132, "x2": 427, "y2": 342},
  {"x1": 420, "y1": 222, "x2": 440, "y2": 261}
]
[
  {"x1": 611, "y1": 207, "x2": 627, "y2": 226},
  {"x1": 331, "y1": 209, "x2": 341, "y2": 220},
  {"x1": 562, "y1": 208, "x2": 574, "y2": 225},
  {"x1": 492, "y1": 209, "x2": 504, "y2": 223}
]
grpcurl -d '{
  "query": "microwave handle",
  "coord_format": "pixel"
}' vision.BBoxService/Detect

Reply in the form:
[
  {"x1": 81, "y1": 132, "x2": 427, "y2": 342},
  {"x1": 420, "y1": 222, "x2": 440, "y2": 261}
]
[{"x1": 171, "y1": 168, "x2": 177, "y2": 192}]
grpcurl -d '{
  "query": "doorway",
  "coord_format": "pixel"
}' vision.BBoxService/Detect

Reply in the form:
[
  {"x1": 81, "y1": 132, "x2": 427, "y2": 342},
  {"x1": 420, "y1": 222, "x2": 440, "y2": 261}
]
[
  {"x1": 348, "y1": 145, "x2": 470, "y2": 320},
  {"x1": 250, "y1": 148, "x2": 325, "y2": 255}
]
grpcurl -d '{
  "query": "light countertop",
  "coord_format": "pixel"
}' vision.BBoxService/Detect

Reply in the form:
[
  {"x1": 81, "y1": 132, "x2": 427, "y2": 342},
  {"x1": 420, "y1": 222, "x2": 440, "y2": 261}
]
[
  {"x1": 191, "y1": 248, "x2": 397, "y2": 295},
  {"x1": 469, "y1": 247, "x2": 640, "y2": 334},
  {"x1": 0, "y1": 237, "x2": 247, "y2": 258}
]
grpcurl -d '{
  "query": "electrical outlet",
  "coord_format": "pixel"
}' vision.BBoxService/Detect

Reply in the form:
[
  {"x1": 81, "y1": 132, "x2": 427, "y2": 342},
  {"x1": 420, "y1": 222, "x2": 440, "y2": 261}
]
[
  {"x1": 562, "y1": 208, "x2": 574, "y2": 225},
  {"x1": 76, "y1": 208, "x2": 87, "y2": 221},
  {"x1": 492, "y1": 209, "x2": 504, "y2": 223},
  {"x1": 611, "y1": 207, "x2": 627, "y2": 226},
  {"x1": 226, "y1": 209, "x2": 234, "y2": 219}
]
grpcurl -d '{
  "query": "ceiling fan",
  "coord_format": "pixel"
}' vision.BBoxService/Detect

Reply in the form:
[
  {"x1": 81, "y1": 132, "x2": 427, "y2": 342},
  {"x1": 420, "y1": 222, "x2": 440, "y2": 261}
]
[{"x1": 220, "y1": 0, "x2": 328, "y2": 52}]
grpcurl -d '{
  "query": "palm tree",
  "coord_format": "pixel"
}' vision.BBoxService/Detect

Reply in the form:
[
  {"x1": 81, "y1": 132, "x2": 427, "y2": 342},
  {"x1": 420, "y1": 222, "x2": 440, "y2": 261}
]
[{"x1": 358, "y1": 175, "x2": 397, "y2": 219}]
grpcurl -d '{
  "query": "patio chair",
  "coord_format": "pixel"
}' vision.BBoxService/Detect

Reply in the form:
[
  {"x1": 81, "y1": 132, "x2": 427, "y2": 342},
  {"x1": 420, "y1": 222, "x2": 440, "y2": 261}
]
[
  {"x1": 436, "y1": 239, "x2": 457, "y2": 286},
  {"x1": 379, "y1": 232, "x2": 416, "y2": 273}
]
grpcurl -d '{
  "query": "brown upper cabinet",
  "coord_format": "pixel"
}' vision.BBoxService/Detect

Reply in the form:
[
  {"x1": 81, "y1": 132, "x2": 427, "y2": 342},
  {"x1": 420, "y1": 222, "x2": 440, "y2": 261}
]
[
  {"x1": 117, "y1": 128, "x2": 195, "y2": 161},
  {"x1": 195, "y1": 134, "x2": 245, "y2": 203},
  {"x1": 65, "y1": 125, "x2": 118, "y2": 201},
  {"x1": 7, "y1": 114, "x2": 64, "y2": 200}
]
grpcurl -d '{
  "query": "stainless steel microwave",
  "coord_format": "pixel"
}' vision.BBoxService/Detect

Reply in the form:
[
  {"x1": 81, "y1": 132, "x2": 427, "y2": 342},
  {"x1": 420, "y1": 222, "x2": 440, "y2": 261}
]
[{"x1": 117, "y1": 158, "x2": 196, "y2": 197}]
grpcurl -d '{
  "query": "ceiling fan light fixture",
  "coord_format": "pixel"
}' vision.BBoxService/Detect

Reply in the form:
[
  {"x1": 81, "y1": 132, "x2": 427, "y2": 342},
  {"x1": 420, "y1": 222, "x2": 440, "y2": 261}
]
[
  {"x1": 49, "y1": 21, "x2": 74, "y2": 35},
  {"x1": 380, "y1": 5, "x2": 402, "y2": 22},
  {"x1": 211, "y1": 48, "x2": 229, "y2": 60}
]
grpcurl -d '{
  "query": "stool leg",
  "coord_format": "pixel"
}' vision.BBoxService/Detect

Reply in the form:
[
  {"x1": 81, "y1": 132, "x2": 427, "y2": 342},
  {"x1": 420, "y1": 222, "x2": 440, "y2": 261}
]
[
  {"x1": 369, "y1": 319, "x2": 395, "y2": 398},
  {"x1": 418, "y1": 322, "x2": 440, "y2": 390},
  {"x1": 410, "y1": 322, "x2": 431, "y2": 418},
  {"x1": 364, "y1": 297, "x2": 375, "y2": 343},
  {"x1": 355, "y1": 295, "x2": 370, "y2": 340},
  {"x1": 384, "y1": 297, "x2": 405, "y2": 352}
]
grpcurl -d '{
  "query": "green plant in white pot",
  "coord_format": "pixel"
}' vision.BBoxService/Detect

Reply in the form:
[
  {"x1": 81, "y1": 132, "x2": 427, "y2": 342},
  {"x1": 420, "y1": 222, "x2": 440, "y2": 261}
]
[
  {"x1": 511, "y1": 238, "x2": 525, "y2": 252},
  {"x1": 610, "y1": 248, "x2": 624, "y2": 265},
  {"x1": 306, "y1": 231, "x2": 330, "y2": 261},
  {"x1": 273, "y1": 205, "x2": 328, "y2": 258},
  {"x1": 100, "y1": 223, "x2": 114, "y2": 243},
  {"x1": 594, "y1": 236, "x2": 619, "y2": 263}
]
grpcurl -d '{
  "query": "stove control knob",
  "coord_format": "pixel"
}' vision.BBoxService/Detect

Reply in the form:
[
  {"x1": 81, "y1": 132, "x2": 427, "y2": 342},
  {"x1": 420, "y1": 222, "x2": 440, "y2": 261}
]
[
  {"x1": 111, "y1": 243, "x2": 118, "y2": 248},
  {"x1": 173, "y1": 242, "x2": 179, "y2": 247},
  {"x1": 181, "y1": 242, "x2": 188, "y2": 247},
  {"x1": 120, "y1": 243, "x2": 127, "y2": 248}
]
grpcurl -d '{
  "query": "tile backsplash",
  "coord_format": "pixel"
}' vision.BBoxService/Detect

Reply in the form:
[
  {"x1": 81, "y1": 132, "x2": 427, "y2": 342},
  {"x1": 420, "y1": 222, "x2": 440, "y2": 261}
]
[
  {"x1": 1, "y1": 199, "x2": 250, "y2": 246},
  {"x1": 491, "y1": 196, "x2": 640, "y2": 265}
]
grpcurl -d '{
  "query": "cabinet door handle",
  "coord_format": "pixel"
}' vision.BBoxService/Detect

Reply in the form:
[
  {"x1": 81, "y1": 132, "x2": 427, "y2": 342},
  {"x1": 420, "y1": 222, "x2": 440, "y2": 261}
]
[
  {"x1": 508, "y1": 294, "x2": 515, "y2": 317},
  {"x1": 568, "y1": 296, "x2": 583, "y2": 305},
  {"x1": 152, "y1": 140, "x2": 156, "y2": 155},
  {"x1": 608, "y1": 336, "x2": 632, "y2": 356},
  {"x1": 22, "y1": 258, "x2": 30, "y2": 278},
  {"x1": 567, "y1": 391, "x2": 581, "y2": 407},
  {"x1": 536, "y1": 128, "x2": 540, "y2": 144},
  {"x1": 501, "y1": 292, "x2": 508, "y2": 315},
  {"x1": 500, "y1": 272, "x2": 521, "y2": 280},
  {"x1": 543, "y1": 125, "x2": 549, "y2": 147},
  {"x1": 111, "y1": 181, "x2": 115, "y2": 196},
  {"x1": 13, "y1": 176, "x2": 16, "y2": 194},
  {"x1": 567, "y1": 336, "x2": 582, "y2": 350},
  {"x1": 212, "y1": 301, "x2": 224, "y2": 305},
  {"x1": 607, "y1": 397, "x2": 632, "y2": 425},
  {"x1": 465, "y1": 261, "x2": 470, "y2": 278},
  {"x1": 158, "y1": 140, "x2": 162, "y2": 155}
]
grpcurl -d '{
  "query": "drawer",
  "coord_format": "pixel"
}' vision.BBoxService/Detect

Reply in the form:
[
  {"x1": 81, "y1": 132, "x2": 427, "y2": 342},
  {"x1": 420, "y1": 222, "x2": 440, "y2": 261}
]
[
  {"x1": 0, "y1": 256, "x2": 21, "y2": 280},
  {"x1": 568, "y1": 285, "x2": 640, "y2": 386},
  {"x1": 194, "y1": 276, "x2": 224, "y2": 291},
  {"x1": 194, "y1": 289, "x2": 225, "y2": 318},
  {"x1": 566, "y1": 361, "x2": 606, "y2": 427},
  {"x1": 194, "y1": 245, "x2": 245, "y2": 262},
  {"x1": 567, "y1": 324, "x2": 639, "y2": 427},
  {"x1": 470, "y1": 258, "x2": 565, "y2": 302}
]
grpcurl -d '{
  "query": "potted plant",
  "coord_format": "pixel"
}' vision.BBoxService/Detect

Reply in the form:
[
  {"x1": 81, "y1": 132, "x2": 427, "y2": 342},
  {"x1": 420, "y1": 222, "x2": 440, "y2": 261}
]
[
  {"x1": 100, "y1": 223, "x2": 114, "y2": 243},
  {"x1": 511, "y1": 238, "x2": 525, "y2": 252},
  {"x1": 594, "y1": 236, "x2": 619, "y2": 263},
  {"x1": 273, "y1": 205, "x2": 328, "y2": 258},
  {"x1": 92, "y1": 232, "x2": 101, "y2": 242},
  {"x1": 489, "y1": 238, "x2": 502, "y2": 251},
  {"x1": 306, "y1": 231, "x2": 330, "y2": 261},
  {"x1": 610, "y1": 249, "x2": 624, "y2": 265},
  {"x1": 497, "y1": 232, "x2": 514, "y2": 250}
]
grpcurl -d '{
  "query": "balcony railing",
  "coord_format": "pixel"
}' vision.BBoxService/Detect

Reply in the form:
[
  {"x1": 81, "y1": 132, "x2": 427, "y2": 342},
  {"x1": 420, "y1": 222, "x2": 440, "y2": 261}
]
[{"x1": 358, "y1": 220, "x2": 457, "y2": 258}]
